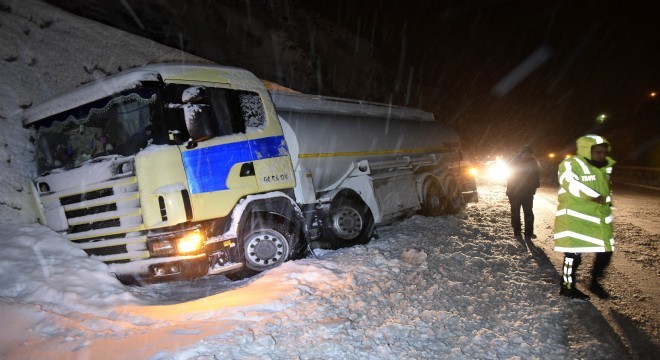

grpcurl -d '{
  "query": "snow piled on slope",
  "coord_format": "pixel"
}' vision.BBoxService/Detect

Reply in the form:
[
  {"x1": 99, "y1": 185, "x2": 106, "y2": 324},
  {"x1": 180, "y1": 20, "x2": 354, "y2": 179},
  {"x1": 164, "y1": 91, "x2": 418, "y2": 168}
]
[
  {"x1": 0, "y1": 0, "x2": 205, "y2": 224},
  {"x1": 0, "y1": 184, "x2": 627, "y2": 359}
]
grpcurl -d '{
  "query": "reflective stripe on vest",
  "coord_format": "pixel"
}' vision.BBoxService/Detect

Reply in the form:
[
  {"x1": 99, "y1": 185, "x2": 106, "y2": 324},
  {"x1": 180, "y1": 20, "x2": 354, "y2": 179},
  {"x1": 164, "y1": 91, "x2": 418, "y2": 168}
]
[
  {"x1": 556, "y1": 208, "x2": 601, "y2": 224},
  {"x1": 573, "y1": 157, "x2": 591, "y2": 175},
  {"x1": 558, "y1": 160, "x2": 600, "y2": 198},
  {"x1": 554, "y1": 230, "x2": 605, "y2": 247},
  {"x1": 556, "y1": 246, "x2": 605, "y2": 252}
]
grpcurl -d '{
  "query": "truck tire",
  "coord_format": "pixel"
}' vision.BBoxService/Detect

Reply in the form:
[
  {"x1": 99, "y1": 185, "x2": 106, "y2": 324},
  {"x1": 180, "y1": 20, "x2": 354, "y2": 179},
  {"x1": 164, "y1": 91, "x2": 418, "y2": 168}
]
[
  {"x1": 327, "y1": 197, "x2": 374, "y2": 249},
  {"x1": 226, "y1": 214, "x2": 296, "y2": 281},
  {"x1": 442, "y1": 176, "x2": 464, "y2": 214},
  {"x1": 421, "y1": 180, "x2": 443, "y2": 216}
]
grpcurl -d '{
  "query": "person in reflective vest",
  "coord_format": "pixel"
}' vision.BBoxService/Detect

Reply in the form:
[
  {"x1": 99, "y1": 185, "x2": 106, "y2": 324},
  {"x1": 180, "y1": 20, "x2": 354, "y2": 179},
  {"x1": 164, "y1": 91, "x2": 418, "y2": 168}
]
[{"x1": 554, "y1": 135, "x2": 615, "y2": 300}]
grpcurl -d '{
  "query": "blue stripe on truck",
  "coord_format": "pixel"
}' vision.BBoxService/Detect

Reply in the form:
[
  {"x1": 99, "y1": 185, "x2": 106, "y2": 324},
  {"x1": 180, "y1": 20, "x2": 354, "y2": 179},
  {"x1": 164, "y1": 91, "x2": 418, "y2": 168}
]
[{"x1": 182, "y1": 135, "x2": 288, "y2": 194}]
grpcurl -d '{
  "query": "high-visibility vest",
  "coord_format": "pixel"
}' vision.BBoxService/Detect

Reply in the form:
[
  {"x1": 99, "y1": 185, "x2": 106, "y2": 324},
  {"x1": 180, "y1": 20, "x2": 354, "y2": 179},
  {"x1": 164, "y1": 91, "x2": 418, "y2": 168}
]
[{"x1": 554, "y1": 136, "x2": 615, "y2": 253}]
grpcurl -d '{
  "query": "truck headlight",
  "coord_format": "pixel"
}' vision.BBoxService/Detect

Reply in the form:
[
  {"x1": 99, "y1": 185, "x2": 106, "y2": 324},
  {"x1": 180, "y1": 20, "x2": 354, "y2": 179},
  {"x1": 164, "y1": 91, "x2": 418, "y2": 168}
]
[
  {"x1": 177, "y1": 231, "x2": 205, "y2": 255},
  {"x1": 148, "y1": 239, "x2": 176, "y2": 257},
  {"x1": 148, "y1": 230, "x2": 205, "y2": 257}
]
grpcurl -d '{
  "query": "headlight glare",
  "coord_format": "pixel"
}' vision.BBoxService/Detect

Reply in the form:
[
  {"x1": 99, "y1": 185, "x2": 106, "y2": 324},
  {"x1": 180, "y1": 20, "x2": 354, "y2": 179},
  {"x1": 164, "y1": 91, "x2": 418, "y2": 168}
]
[{"x1": 177, "y1": 231, "x2": 204, "y2": 255}]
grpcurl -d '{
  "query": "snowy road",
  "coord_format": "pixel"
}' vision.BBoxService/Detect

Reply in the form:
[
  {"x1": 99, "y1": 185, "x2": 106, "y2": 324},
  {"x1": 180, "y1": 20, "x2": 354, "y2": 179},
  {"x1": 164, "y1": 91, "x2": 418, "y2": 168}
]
[{"x1": 532, "y1": 183, "x2": 660, "y2": 359}]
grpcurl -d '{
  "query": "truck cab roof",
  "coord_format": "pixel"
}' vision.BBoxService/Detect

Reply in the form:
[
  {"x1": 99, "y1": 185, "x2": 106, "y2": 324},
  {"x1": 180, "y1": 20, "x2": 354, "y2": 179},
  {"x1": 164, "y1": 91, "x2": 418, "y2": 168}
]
[{"x1": 22, "y1": 64, "x2": 263, "y2": 128}]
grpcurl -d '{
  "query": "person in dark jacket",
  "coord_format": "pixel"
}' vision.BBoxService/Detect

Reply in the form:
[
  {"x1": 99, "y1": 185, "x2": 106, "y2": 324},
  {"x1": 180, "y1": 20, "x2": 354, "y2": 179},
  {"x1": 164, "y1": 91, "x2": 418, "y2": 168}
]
[{"x1": 506, "y1": 145, "x2": 541, "y2": 240}]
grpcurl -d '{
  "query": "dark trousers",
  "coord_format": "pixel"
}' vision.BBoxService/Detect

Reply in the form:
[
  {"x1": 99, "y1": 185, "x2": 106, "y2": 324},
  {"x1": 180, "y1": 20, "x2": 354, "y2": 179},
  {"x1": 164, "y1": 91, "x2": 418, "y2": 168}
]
[
  {"x1": 509, "y1": 194, "x2": 534, "y2": 236},
  {"x1": 592, "y1": 251, "x2": 613, "y2": 281},
  {"x1": 562, "y1": 252, "x2": 613, "y2": 289}
]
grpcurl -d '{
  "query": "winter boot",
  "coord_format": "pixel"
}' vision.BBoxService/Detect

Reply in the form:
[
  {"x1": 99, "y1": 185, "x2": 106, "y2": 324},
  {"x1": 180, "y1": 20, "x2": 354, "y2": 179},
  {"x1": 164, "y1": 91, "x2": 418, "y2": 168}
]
[
  {"x1": 559, "y1": 253, "x2": 589, "y2": 300},
  {"x1": 589, "y1": 281, "x2": 610, "y2": 299}
]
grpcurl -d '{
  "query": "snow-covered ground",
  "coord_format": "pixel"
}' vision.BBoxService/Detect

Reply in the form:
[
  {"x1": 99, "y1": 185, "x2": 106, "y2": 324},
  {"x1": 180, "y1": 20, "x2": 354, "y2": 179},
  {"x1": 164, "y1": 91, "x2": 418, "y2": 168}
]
[{"x1": 0, "y1": 182, "x2": 632, "y2": 359}]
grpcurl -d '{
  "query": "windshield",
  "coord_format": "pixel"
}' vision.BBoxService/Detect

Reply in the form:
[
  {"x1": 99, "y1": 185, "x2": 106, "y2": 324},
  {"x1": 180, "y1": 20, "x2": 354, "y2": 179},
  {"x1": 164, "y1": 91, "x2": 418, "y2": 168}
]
[
  {"x1": 35, "y1": 91, "x2": 156, "y2": 173},
  {"x1": 33, "y1": 82, "x2": 267, "y2": 174}
]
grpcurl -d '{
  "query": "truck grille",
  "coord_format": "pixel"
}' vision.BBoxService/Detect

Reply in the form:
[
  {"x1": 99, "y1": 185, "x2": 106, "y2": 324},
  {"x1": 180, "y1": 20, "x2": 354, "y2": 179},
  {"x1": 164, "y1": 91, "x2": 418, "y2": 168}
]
[
  {"x1": 69, "y1": 219, "x2": 122, "y2": 234},
  {"x1": 40, "y1": 175, "x2": 150, "y2": 264},
  {"x1": 60, "y1": 188, "x2": 114, "y2": 205},
  {"x1": 83, "y1": 244, "x2": 128, "y2": 257}
]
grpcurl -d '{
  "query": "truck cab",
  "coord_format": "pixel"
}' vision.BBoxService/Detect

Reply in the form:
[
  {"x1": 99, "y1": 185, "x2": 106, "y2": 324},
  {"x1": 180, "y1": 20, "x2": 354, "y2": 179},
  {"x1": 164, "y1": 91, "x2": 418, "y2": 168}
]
[{"x1": 24, "y1": 65, "x2": 304, "y2": 283}]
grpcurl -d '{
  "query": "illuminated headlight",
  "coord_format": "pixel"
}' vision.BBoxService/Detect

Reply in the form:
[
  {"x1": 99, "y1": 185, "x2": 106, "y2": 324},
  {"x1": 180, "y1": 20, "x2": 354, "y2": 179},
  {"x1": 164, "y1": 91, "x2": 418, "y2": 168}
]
[
  {"x1": 177, "y1": 231, "x2": 205, "y2": 255},
  {"x1": 147, "y1": 230, "x2": 205, "y2": 257},
  {"x1": 468, "y1": 167, "x2": 478, "y2": 176}
]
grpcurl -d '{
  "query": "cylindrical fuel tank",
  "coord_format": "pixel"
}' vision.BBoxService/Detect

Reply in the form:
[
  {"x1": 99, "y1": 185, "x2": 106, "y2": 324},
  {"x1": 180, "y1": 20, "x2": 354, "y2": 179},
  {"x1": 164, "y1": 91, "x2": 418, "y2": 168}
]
[{"x1": 270, "y1": 92, "x2": 460, "y2": 192}]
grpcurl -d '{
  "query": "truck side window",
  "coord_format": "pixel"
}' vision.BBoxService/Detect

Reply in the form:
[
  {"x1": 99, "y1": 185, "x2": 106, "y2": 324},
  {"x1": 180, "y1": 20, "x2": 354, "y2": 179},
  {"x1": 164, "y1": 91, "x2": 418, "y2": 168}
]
[
  {"x1": 207, "y1": 89, "x2": 265, "y2": 134},
  {"x1": 162, "y1": 85, "x2": 266, "y2": 141},
  {"x1": 207, "y1": 89, "x2": 236, "y2": 136},
  {"x1": 239, "y1": 92, "x2": 266, "y2": 129}
]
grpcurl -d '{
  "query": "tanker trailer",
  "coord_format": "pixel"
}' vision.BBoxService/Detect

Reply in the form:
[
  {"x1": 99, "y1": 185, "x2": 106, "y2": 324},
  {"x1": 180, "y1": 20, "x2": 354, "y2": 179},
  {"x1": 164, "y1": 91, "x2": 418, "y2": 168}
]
[{"x1": 270, "y1": 91, "x2": 468, "y2": 249}]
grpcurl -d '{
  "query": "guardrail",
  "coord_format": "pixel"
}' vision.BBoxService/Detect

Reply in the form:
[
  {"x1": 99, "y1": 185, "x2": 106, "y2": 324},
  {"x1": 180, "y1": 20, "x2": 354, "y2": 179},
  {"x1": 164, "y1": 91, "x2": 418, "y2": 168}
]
[
  {"x1": 538, "y1": 162, "x2": 660, "y2": 190},
  {"x1": 612, "y1": 166, "x2": 660, "y2": 190}
]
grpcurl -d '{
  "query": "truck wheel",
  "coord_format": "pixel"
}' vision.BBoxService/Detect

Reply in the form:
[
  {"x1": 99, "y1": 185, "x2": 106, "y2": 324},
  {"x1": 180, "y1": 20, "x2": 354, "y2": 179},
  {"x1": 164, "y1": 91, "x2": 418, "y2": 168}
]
[
  {"x1": 227, "y1": 215, "x2": 295, "y2": 281},
  {"x1": 327, "y1": 197, "x2": 374, "y2": 249},
  {"x1": 442, "y1": 177, "x2": 464, "y2": 214},
  {"x1": 421, "y1": 181, "x2": 443, "y2": 216}
]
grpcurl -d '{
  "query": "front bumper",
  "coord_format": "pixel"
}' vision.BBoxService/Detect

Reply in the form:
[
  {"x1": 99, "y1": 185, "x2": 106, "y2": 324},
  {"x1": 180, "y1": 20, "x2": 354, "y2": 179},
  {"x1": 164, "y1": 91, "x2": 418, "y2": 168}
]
[{"x1": 111, "y1": 254, "x2": 210, "y2": 285}]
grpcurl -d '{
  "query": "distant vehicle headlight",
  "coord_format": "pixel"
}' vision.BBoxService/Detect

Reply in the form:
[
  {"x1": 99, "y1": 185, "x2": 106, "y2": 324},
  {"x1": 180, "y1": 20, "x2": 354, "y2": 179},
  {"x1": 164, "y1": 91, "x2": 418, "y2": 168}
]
[{"x1": 486, "y1": 159, "x2": 510, "y2": 182}]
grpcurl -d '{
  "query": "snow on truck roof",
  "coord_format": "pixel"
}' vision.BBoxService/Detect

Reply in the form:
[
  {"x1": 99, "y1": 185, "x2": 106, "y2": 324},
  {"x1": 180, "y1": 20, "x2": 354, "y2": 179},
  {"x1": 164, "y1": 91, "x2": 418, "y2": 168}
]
[
  {"x1": 21, "y1": 64, "x2": 263, "y2": 128},
  {"x1": 269, "y1": 91, "x2": 436, "y2": 122}
]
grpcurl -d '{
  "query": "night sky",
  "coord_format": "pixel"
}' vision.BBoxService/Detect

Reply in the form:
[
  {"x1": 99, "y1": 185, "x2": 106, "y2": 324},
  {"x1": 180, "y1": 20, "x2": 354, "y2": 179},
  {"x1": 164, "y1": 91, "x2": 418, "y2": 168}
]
[
  {"x1": 47, "y1": 0, "x2": 659, "y2": 165},
  {"x1": 311, "y1": 0, "x2": 659, "y2": 163}
]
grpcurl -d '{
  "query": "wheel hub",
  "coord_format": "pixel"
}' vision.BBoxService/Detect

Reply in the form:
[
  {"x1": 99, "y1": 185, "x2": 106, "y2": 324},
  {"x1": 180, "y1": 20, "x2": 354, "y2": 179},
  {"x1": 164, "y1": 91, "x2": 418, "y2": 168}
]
[
  {"x1": 246, "y1": 231, "x2": 287, "y2": 268},
  {"x1": 332, "y1": 206, "x2": 363, "y2": 240}
]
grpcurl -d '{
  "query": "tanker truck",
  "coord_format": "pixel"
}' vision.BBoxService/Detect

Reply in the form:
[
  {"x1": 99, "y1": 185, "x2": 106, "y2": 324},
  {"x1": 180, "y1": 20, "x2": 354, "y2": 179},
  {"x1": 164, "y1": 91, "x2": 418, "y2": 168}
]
[{"x1": 22, "y1": 64, "x2": 476, "y2": 284}]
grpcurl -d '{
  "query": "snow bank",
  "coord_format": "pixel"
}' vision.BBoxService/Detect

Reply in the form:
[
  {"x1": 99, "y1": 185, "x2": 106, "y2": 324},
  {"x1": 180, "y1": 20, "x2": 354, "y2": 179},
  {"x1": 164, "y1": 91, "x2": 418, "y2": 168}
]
[{"x1": 0, "y1": 0, "x2": 204, "y2": 224}]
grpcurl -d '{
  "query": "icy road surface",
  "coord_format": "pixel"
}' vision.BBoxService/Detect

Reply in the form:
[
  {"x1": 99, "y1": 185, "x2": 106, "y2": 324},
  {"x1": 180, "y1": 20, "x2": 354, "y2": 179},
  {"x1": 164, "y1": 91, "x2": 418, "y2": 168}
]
[{"x1": 533, "y1": 182, "x2": 660, "y2": 359}]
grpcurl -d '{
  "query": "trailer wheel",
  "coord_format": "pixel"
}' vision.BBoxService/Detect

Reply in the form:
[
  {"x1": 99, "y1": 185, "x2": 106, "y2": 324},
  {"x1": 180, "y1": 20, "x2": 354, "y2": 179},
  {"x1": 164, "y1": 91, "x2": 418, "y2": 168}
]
[
  {"x1": 442, "y1": 177, "x2": 464, "y2": 214},
  {"x1": 227, "y1": 215, "x2": 295, "y2": 280},
  {"x1": 421, "y1": 180, "x2": 443, "y2": 216},
  {"x1": 327, "y1": 197, "x2": 374, "y2": 249}
]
